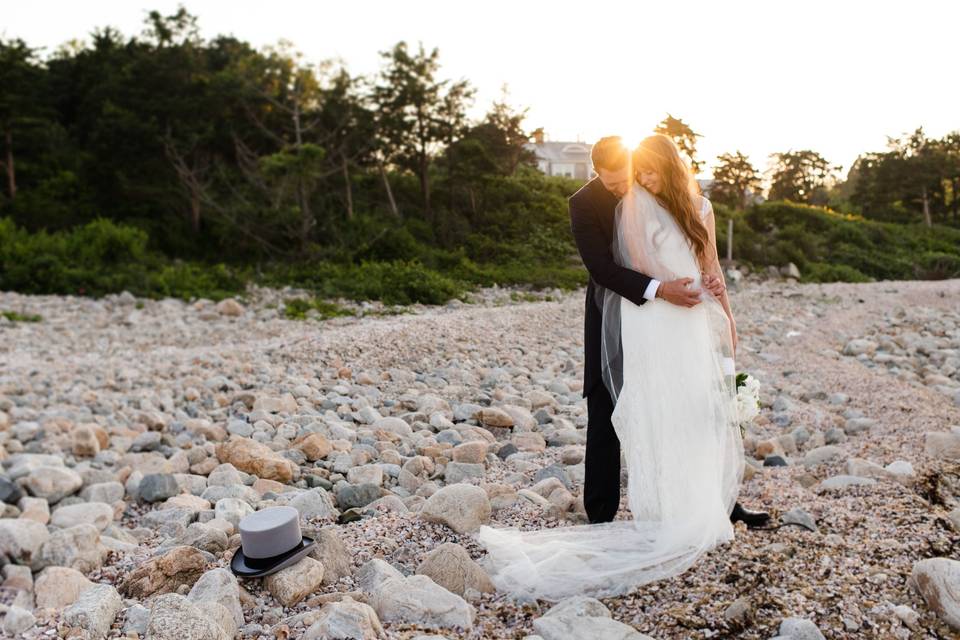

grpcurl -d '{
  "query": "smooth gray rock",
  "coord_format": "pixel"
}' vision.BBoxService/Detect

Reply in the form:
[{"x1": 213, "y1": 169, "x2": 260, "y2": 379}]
[
  {"x1": 0, "y1": 518, "x2": 50, "y2": 564},
  {"x1": 369, "y1": 574, "x2": 475, "y2": 630},
  {"x1": 140, "y1": 474, "x2": 181, "y2": 503},
  {"x1": 23, "y1": 466, "x2": 83, "y2": 503},
  {"x1": 187, "y1": 568, "x2": 244, "y2": 630},
  {"x1": 63, "y1": 583, "x2": 123, "y2": 638},
  {"x1": 33, "y1": 523, "x2": 107, "y2": 572},
  {"x1": 123, "y1": 603, "x2": 151, "y2": 636},
  {"x1": 80, "y1": 481, "x2": 125, "y2": 504},
  {"x1": 335, "y1": 483, "x2": 382, "y2": 509},
  {"x1": 302, "y1": 597, "x2": 384, "y2": 640},
  {"x1": 144, "y1": 592, "x2": 231, "y2": 640},
  {"x1": 911, "y1": 558, "x2": 960, "y2": 631},
  {"x1": 782, "y1": 508, "x2": 818, "y2": 533},
  {"x1": 51, "y1": 502, "x2": 114, "y2": 531},
  {"x1": 778, "y1": 616, "x2": 827, "y2": 640},
  {"x1": 1, "y1": 605, "x2": 35, "y2": 635},
  {"x1": 533, "y1": 597, "x2": 651, "y2": 640},
  {"x1": 816, "y1": 475, "x2": 877, "y2": 491},
  {"x1": 443, "y1": 461, "x2": 485, "y2": 484}
]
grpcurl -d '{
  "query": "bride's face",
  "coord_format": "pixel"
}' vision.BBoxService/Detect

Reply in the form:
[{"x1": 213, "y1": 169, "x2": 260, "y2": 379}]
[{"x1": 637, "y1": 168, "x2": 662, "y2": 195}]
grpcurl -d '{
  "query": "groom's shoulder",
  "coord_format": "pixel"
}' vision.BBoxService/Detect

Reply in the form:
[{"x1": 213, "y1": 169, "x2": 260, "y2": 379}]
[{"x1": 569, "y1": 178, "x2": 600, "y2": 206}]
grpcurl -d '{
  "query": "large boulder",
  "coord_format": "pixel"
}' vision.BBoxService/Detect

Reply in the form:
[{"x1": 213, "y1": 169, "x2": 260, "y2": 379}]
[
  {"x1": 419, "y1": 484, "x2": 491, "y2": 534},
  {"x1": 33, "y1": 524, "x2": 107, "y2": 572},
  {"x1": 778, "y1": 617, "x2": 827, "y2": 639},
  {"x1": 303, "y1": 596, "x2": 384, "y2": 640},
  {"x1": 215, "y1": 438, "x2": 298, "y2": 483},
  {"x1": 23, "y1": 466, "x2": 83, "y2": 503},
  {"x1": 34, "y1": 566, "x2": 95, "y2": 609},
  {"x1": 911, "y1": 558, "x2": 960, "y2": 631},
  {"x1": 0, "y1": 518, "x2": 50, "y2": 565},
  {"x1": 416, "y1": 543, "x2": 494, "y2": 596},
  {"x1": 264, "y1": 556, "x2": 325, "y2": 606},
  {"x1": 187, "y1": 568, "x2": 244, "y2": 630},
  {"x1": 369, "y1": 574, "x2": 475, "y2": 630},
  {"x1": 297, "y1": 433, "x2": 334, "y2": 461},
  {"x1": 144, "y1": 593, "x2": 231, "y2": 640},
  {"x1": 50, "y1": 502, "x2": 114, "y2": 531},
  {"x1": 925, "y1": 431, "x2": 960, "y2": 461},
  {"x1": 532, "y1": 596, "x2": 652, "y2": 640},
  {"x1": 62, "y1": 584, "x2": 123, "y2": 639},
  {"x1": 308, "y1": 527, "x2": 353, "y2": 586},
  {"x1": 120, "y1": 546, "x2": 210, "y2": 598}
]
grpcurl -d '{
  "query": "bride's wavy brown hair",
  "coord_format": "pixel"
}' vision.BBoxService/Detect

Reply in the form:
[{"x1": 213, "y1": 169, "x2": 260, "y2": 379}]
[{"x1": 633, "y1": 134, "x2": 710, "y2": 267}]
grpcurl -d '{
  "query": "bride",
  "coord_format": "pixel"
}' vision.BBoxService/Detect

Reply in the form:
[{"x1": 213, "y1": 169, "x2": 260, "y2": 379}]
[{"x1": 476, "y1": 134, "x2": 745, "y2": 602}]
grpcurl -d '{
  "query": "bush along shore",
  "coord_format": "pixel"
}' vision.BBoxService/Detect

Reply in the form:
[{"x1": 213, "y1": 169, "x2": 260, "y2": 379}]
[{"x1": 2, "y1": 200, "x2": 959, "y2": 307}]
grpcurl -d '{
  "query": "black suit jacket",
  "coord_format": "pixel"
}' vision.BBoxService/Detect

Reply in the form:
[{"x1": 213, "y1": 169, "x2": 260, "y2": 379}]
[{"x1": 569, "y1": 178, "x2": 653, "y2": 398}]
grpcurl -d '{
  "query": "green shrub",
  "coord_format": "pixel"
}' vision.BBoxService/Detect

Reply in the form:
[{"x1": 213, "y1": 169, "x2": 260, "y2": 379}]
[
  {"x1": 263, "y1": 260, "x2": 466, "y2": 306},
  {"x1": 916, "y1": 252, "x2": 960, "y2": 280},
  {"x1": 728, "y1": 202, "x2": 960, "y2": 283},
  {"x1": 803, "y1": 262, "x2": 871, "y2": 283},
  {"x1": 0, "y1": 216, "x2": 245, "y2": 300},
  {"x1": 144, "y1": 262, "x2": 247, "y2": 301},
  {"x1": 1, "y1": 310, "x2": 43, "y2": 322},
  {"x1": 283, "y1": 298, "x2": 354, "y2": 320}
]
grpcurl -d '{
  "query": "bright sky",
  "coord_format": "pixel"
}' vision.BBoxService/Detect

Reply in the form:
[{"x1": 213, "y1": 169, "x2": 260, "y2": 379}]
[{"x1": 5, "y1": 0, "x2": 957, "y2": 178}]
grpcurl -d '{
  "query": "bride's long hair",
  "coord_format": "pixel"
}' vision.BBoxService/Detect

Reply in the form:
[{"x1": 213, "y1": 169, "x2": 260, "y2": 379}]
[{"x1": 632, "y1": 135, "x2": 710, "y2": 267}]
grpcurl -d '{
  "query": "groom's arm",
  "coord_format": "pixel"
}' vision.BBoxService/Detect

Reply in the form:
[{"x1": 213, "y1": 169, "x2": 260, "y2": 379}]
[{"x1": 569, "y1": 198, "x2": 658, "y2": 307}]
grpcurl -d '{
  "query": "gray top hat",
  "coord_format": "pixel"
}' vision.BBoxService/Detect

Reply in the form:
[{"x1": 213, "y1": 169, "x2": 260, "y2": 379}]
[{"x1": 230, "y1": 506, "x2": 315, "y2": 578}]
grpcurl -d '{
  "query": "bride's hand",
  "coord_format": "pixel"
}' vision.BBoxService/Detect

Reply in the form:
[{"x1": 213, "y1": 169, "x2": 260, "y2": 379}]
[{"x1": 702, "y1": 272, "x2": 725, "y2": 298}]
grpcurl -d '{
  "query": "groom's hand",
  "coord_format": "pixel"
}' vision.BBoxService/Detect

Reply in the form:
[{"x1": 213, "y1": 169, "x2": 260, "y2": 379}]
[{"x1": 656, "y1": 278, "x2": 701, "y2": 307}]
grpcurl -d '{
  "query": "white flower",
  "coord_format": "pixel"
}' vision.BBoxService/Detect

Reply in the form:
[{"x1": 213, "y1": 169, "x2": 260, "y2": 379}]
[{"x1": 736, "y1": 374, "x2": 761, "y2": 426}]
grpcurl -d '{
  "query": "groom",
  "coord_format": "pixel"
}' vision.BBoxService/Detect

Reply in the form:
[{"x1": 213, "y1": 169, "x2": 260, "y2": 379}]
[{"x1": 569, "y1": 136, "x2": 770, "y2": 528}]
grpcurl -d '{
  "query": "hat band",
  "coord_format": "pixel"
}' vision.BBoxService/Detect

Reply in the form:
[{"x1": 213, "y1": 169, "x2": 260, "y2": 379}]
[{"x1": 241, "y1": 539, "x2": 305, "y2": 570}]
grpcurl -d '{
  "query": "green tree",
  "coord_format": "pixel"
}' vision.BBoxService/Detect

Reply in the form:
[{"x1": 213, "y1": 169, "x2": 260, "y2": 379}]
[
  {"x1": 889, "y1": 129, "x2": 949, "y2": 227},
  {"x1": 314, "y1": 67, "x2": 377, "y2": 220},
  {"x1": 373, "y1": 41, "x2": 474, "y2": 221},
  {"x1": 710, "y1": 151, "x2": 761, "y2": 210},
  {"x1": 442, "y1": 87, "x2": 535, "y2": 219},
  {"x1": 768, "y1": 150, "x2": 839, "y2": 205},
  {"x1": 655, "y1": 114, "x2": 702, "y2": 174},
  {"x1": 0, "y1": 39, "x2": 45, "y2": 201},
  {"x1": 851, "y1": 128, "x2": 959, "y2": 226}
]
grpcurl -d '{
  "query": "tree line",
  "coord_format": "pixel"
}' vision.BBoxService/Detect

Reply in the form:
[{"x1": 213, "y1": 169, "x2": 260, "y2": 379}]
[
  {"x1": 0, "y1": 8, "x2": 540, "y2": 264},
  {"x1": 0, "y1": 5, "x2": 957, "y2": 281},
  {"x1": 657, "y1": 116, "x2": 959, "y2": 226}
]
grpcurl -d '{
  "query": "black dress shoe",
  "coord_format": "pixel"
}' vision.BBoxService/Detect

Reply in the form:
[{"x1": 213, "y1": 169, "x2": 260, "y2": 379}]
[{"x1": 730, "y1": 502, "x2": 771, "y2": 528}]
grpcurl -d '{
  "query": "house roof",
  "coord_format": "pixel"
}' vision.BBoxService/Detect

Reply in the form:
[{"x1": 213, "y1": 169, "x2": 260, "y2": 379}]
[{"x1": 524, "y1": 141, "x2": 592, "y2": 164}]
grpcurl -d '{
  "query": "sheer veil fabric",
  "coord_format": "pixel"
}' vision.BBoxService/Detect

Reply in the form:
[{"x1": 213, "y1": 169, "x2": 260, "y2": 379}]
[{"x1": 475, "y1": 184, "x2": 745, "y2": 602}]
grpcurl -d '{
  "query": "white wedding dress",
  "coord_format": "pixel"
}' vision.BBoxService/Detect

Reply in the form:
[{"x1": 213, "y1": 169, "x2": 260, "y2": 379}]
[{"x1": 476, "y1": 185, "x2": 744, "y2": 602}]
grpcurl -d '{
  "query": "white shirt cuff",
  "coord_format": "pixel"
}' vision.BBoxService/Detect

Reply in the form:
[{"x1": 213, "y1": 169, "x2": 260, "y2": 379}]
[{"x1": 644, "y1": 279, "x2": 660, "y2": 301}]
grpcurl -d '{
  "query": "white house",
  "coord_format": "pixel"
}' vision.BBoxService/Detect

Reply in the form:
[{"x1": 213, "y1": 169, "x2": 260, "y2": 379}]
[{"x1": 524, "y1": 130, "x2": 594, "y2": 180}]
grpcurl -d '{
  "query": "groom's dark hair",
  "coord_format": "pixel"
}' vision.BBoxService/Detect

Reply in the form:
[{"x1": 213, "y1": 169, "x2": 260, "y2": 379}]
[{"x1": 591, "y1": 136, "x2": 629, "y2": 172}]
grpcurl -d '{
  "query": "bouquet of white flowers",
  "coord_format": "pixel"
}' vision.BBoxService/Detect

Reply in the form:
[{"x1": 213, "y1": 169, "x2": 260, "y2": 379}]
[{"x1": 735, "y1": 373, "x2": 761, "y2": 438}]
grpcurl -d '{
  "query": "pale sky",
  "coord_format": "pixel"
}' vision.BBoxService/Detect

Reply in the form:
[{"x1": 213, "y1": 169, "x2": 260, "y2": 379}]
[{"x1": 4, "y1": 0, "x2": 957, "y2": 178}]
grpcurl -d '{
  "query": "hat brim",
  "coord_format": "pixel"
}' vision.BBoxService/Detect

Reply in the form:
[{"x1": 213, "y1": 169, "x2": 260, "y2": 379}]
[{"x1": 230, "y1": 536, "x2": 315, "y2": 578}]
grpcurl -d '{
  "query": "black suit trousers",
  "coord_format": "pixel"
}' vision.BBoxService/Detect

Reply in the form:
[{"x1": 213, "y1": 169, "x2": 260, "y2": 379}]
[{"x1": 584, "y1": 384, "x2": 621, "y2": 523}]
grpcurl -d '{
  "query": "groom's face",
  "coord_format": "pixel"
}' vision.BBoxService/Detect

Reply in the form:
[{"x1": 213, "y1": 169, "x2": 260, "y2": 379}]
[{"x1": 596, "y1": 166, "x2": 632, "y2": 198}]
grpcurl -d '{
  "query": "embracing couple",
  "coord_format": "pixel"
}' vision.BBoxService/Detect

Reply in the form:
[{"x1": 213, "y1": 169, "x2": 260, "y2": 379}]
[{"x1": 477, "y1": 135, "x2": 770, "y2": 602}]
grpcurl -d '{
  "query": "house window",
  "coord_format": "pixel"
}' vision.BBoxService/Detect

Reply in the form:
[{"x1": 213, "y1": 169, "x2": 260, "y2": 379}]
[
  {"x1": 562, "y1": 144, "x2": 589, "y2": 154},
  {"x1": 552, "y1": 163, "x2": 575, "y2": 177}
]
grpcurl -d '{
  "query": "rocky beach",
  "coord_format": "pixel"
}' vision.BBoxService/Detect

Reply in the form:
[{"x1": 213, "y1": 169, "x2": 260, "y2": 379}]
[{"x1": 0, "y1": 277, "x2": 958, "y2": 639}]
